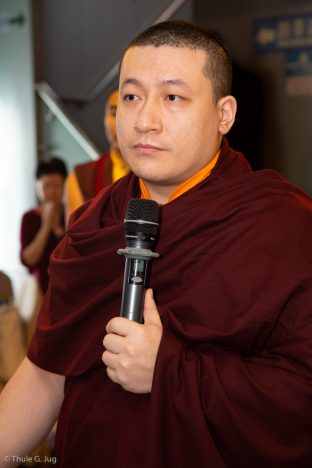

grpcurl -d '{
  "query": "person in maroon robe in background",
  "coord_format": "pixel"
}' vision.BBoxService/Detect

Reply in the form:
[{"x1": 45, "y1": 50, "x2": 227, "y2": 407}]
[
  {"x1": 20, "y1": 157, "x2": 67, "y2": 294},
  {"x1": 0, "y1": 20, "x2": 312, "y2": 468}
]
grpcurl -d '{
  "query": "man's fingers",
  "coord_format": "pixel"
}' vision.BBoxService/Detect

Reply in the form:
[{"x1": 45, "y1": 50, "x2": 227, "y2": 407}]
[
  {"x1": 106, "y1": 366, "x2": 119, "y2": 384},
  {"x1": 102, "y1": 349, "x2": 118, "y2": 369},
  {"x1": 103, "y1": 333, "x2": 124, "y2": 353},
  {"x1": 106, "y1": 316, "x2": 139, "y2": 335}
]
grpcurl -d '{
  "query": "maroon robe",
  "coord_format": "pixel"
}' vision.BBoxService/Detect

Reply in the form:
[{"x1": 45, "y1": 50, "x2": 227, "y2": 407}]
[
  {"x1": 74, "y1": 152, "x2": 112, "y2": 202},
  {"x1": 28, "y1": 139, "x2": 312, "y2": 467},
  {"x1": 20, "y1": 209, "x2": 65, "y2": 292}
]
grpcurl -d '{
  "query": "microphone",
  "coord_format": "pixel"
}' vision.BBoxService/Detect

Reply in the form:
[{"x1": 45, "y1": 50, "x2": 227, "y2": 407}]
[{"x1": 117, "y1": 198, "x2": 160, "y2": 322}]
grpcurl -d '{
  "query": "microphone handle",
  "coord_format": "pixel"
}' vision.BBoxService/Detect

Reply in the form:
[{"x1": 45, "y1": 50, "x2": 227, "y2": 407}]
[{"x1": 120, "y1": 257, "x2": 148, "y2": 323}]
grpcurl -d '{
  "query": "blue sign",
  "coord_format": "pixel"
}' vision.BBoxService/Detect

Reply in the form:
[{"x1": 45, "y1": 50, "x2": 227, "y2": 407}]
[
  {"x1": 285, "y1": 50, "x2": 312, "y2": 96},
  {"x1": 286, "y1": 50, "x2": 312, "y2": 77},
  {"x1": 253, "y1": 14, "x2": 312, "y2": 52}
]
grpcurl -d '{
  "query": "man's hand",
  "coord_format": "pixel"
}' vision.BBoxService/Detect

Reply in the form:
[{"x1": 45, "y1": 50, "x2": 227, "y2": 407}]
[
  {"x1": 102, "y1": 289, "x2": 163, "y2": 393},
  {"x1": 41, "y1": 201, "x2": 64, "y2": 237},
  {"x1": 41, "y1": 201, "x2": 57, "y2": 228}
]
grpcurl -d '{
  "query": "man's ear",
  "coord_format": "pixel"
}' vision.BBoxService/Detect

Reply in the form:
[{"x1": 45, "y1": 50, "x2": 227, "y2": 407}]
[{"x1": 218, "y1": 95, "x2": 237, "y2": 135}]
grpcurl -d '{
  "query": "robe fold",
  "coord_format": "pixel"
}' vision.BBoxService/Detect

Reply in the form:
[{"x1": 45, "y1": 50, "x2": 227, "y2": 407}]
[
  {"x1": 28, "y1": 139, "x2": 312, "y2": 467},
  {"x1": 74, "y1": 152, "x2": 113, "y2": 201}
]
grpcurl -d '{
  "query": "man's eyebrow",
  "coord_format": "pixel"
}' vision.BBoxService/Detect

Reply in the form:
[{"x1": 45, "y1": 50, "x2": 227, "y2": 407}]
[
  {"x1": 121, "y1": 78, "x2": 142, "y2": 88},
  {"x1": 160, "y1": 79, "x2": 192, "y2": 90},
  {"x1": 121, "y1": 78, "x2": 192, "y2": 90}
]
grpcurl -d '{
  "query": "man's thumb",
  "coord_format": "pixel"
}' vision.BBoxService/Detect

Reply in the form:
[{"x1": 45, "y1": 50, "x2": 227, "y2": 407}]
[{"x1": 143, "y1": 289, "x2": 161, "y2": 325}]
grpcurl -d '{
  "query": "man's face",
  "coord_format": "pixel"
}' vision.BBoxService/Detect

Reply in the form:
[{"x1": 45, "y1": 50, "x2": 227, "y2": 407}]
[
  {"x1": 117, "y1": 45, "x2": 228, "y2": 195},
  {"x1": 36, "y1": 174, "x2": 65, "y2": 204},
  {"x1": 104, "y1": 90, "x2": 119, "y2": 151}
]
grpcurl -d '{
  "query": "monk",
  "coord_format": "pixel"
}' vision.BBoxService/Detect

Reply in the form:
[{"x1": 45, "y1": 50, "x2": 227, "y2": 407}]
[
  {"x1": 0, "y1": 20, "x2": 311, "y2": 468},
  {"x1": 20, "y1": 157, "x2": 67, "y2": 293},
  {"x1": 65, "y1": 88, "x2": 129, "y2": 219}
]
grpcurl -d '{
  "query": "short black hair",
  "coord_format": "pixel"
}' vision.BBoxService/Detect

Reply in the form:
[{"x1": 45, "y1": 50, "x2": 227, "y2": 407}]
[
  {"x1": 120, "y1": 20, "x2": 232, "y2": 102},
  {"x1": 36, "y1": 157, "x2": 68, "y2": 180}
]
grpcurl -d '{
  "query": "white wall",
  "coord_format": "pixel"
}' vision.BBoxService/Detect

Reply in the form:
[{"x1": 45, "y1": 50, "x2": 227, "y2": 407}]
[{"x1": 0, "y1": 0, "x2": 37, "y2": 295}]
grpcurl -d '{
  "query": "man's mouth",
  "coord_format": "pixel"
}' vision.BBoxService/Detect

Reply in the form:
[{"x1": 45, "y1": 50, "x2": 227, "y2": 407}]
[{"x1": 134, "y1": 143, "x2": 164, "y2": 153}]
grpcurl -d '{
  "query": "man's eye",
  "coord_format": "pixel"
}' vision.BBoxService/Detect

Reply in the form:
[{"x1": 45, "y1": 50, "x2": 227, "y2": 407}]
[
  {"x1": 167, "y1": 95, "x2": 180, "y2": 102},
  {"x1": 124, "y1": 94, "x2": 138, "y2": 101}
]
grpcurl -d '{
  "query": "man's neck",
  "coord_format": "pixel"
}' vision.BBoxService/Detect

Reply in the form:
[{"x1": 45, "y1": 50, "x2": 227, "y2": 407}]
[{"x1": 142, "y1": 181, "x2": 177, "y2": 205}]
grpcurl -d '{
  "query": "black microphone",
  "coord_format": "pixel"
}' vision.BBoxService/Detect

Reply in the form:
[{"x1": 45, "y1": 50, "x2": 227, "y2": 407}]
[{"x1": 117, "y1": 198, "x2": 160, "y2": 323}]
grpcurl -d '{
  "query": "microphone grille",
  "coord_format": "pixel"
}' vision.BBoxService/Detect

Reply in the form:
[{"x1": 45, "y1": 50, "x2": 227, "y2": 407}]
[{"x1": 125, "y1": 198, "x2": 159, "y2": 237}]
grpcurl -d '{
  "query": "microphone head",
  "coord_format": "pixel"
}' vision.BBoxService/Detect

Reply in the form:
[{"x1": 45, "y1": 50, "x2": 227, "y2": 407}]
[{"x1": 124, "y1": 198, "x2": 159, "y2": 249}]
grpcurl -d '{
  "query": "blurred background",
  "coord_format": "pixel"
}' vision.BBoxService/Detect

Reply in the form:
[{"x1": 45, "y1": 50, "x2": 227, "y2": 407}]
[{"x1": 1, "y1": 0, "x2": 312, "y2": 295}]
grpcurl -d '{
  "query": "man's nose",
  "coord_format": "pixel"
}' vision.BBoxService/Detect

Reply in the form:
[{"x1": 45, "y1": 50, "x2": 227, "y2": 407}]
[{"x1": 134, "y1": 98, "x2": 162, "y2": 133}]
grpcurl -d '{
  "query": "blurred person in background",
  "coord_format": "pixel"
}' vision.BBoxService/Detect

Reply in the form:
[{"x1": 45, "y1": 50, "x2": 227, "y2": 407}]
[
  {"x1": 65, "y1": 88, "x2": 129, "y2": 219},
  {"x1": 20, "y1": 157, "x2": 68, "y2": 295}
]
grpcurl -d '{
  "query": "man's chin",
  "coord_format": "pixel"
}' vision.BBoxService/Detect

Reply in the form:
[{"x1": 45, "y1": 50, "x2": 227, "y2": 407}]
[
  {"x1": 136, "y1": 174, "x2": 178, "y2": 188},
  {"x1": 132, "y1": 170, "x2": 161, "y2": 183}
]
